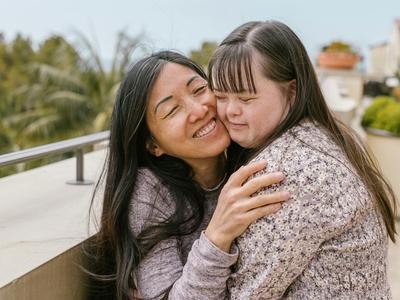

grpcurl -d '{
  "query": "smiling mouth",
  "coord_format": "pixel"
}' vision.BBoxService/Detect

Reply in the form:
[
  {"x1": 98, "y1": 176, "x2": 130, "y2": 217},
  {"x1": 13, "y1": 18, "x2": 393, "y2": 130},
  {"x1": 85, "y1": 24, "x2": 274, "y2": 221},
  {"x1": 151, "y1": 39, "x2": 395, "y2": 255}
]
[
  {"x1": 228, "y1": 121, "x2": 247, "y2": 128},
  {"x1": 193, "y1": 118, "x2": 217, "y2": 138}
]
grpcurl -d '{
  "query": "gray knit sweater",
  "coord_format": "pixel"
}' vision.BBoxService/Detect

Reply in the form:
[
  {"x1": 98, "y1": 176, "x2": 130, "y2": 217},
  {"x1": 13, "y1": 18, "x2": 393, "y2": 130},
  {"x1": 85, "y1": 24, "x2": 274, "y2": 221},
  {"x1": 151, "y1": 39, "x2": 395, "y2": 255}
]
[
  {"x1": 128, "y1": 168, "x2": 238, "y2": 299},
  {"x1": 227, "y1": 120, "x2": 391, "y2": 299}
]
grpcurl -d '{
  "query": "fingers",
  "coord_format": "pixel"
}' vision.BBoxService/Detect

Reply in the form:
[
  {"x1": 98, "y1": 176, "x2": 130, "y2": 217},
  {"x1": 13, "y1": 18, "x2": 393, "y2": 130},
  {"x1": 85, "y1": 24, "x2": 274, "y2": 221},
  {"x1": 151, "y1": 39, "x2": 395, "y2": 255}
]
[
  {"x1": 227, "y1": 160, "x2": 267, "y2": 187},
  {"x1": 242, "y1": 191, "x2": 290, "y2": 211},
  {"x1": 245, "y1": 203, "x2": 283, "y2": 223},
  {"x1": 240, "y1": 172, "x2": 285, "y2": 196},
  {"x1": 236, "y1": 191, "x2": 289, "y2": 226}
]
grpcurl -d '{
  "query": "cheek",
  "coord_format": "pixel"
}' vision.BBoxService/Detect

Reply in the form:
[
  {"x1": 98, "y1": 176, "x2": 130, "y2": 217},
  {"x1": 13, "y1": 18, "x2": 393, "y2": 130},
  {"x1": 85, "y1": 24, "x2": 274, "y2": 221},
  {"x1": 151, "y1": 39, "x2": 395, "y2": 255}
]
[
  {"x1": 156, "y1": 119, "x2": 185, "y2": 143},
  {"x1": 216, "y1": 101, "x2": 227, "y2": 121},
  {"x1": 245, "y1": 107, "x2": 268, "y2": 132}
]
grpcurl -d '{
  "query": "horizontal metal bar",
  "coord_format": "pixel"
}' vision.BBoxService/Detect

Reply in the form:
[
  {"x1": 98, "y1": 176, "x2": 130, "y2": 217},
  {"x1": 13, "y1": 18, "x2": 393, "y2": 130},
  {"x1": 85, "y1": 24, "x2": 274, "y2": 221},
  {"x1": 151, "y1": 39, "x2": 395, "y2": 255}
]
[{"x1": 0, "y1": 131, "x2": 110, "y2": 167}]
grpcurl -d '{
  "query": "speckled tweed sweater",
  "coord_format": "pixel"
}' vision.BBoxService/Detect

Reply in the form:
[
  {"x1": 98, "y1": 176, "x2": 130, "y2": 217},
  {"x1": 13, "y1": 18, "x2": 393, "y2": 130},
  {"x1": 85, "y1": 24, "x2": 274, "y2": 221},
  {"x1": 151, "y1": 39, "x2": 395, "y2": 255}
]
[
  {"x1": 129, "y1": 168, "x2": 238, "y2": 299},
  {"x1": 227, "y1": 120, "x2": 391, "y2": 300}
]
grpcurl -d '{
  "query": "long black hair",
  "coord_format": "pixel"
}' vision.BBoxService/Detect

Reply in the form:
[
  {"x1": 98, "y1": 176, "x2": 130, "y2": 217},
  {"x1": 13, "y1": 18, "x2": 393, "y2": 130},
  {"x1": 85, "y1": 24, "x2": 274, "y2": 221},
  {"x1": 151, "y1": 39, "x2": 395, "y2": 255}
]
[
  {"x1": 87, "y1": 51, "x2": 208, "y2": 299},
  {"x1": 208, "y1": 20, "x2": 397, "y2": 242}
]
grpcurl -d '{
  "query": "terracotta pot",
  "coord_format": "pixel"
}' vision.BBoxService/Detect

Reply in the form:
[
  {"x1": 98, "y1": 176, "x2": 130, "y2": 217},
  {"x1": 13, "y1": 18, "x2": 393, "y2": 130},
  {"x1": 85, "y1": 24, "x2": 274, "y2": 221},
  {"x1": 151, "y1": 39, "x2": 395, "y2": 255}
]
[{"x1": 317, "y1": 52, "x2": 359, "y2": 69}]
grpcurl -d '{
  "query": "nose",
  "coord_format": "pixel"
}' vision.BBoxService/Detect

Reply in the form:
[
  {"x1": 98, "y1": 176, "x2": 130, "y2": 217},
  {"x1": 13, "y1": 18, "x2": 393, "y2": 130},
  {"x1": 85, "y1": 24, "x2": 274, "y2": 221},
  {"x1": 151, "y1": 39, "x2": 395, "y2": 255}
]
[
  {"x1": 226, "y1": 98, "x2": 242, "y2": 117},
  {"x1": 187, "y1": 98, "x2": 209, "y2": 123}
]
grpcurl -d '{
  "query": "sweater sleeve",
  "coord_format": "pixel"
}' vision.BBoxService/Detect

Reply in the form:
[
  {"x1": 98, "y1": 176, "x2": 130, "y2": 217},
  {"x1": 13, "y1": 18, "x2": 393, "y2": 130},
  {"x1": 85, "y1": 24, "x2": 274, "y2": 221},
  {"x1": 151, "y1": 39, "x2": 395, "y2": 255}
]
[
  {"x1": 129, "y1": 168, "x2": 238, "y2": 300},
  {"x1": 227, "y1": 156, "x2": 361, "y2": 300}
]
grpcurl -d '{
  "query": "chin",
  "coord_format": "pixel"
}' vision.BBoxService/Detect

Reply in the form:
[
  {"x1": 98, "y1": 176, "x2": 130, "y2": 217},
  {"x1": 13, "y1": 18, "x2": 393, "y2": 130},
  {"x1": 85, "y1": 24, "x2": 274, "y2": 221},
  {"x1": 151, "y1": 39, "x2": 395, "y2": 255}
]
[
  {"x1": 231, "y1": 139, "x2": 246, "y2": 148},
  {"x1": 217, "y1": 139, "x2": 231, "y2": 153},
  {"x1": 230, "y1": 135, "x2": 247, "y2": 148}
]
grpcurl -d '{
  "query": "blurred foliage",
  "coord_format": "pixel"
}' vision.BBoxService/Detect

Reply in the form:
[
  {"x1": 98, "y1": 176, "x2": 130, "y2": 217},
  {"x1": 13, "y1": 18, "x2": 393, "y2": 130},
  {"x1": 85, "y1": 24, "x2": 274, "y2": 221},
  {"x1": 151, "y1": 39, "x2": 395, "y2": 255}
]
[
  {"x1": 361, "y1": 96, "x2": 400, "y2": 136},
  {"x1": 0, "y1": 31, "x2": 145, "y2": 177},
  {"x1": 392, "y1": 86, "x2": 400, "y2": 101},
  {"x1": 189, "y1": 41, "x2": 218, "y2": 69},
  {"x1": 322, "y1": 40, "x2": 357, "y2": 54}
]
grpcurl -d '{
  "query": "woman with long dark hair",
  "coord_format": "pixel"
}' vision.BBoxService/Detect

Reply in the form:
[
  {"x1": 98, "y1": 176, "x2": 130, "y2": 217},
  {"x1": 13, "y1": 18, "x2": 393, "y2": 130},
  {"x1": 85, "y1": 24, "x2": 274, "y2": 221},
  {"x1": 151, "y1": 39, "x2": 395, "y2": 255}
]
[
  {"x1": 208, "y1": 20, "x2": 397, "y2": 299},
  {"x1": 88, "y1": 51, "x2": 289, "y2": 299}
]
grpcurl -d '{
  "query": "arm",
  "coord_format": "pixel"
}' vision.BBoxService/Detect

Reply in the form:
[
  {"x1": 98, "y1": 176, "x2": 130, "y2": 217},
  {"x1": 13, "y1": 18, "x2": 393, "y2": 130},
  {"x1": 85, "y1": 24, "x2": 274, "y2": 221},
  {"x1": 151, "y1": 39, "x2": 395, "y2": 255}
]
[
  {"x1": 135, "y1": 232, "x2": 238, "y2": 299},
  {"x1": 228, "y1": 161, "x2": 358, "y2": 300},
  {"x1": 131, "y1": 165, "x2": 289, "y2": 299},
  {"x1": 130, "y1": 169, "x2": 239, "y2": 300}
]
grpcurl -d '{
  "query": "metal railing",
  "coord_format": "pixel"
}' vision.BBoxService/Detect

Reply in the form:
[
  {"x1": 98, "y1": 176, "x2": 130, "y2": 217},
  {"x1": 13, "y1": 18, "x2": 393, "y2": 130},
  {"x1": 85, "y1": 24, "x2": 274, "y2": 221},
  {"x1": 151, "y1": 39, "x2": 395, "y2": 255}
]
[{"x1": 0, "y1": 131, "x2": 110, "y2": 185}]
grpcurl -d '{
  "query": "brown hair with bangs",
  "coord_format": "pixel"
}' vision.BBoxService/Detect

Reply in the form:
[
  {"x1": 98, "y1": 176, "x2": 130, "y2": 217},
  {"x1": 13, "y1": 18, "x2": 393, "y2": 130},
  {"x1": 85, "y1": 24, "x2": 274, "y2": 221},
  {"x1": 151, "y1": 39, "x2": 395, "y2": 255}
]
[
  {"x1": 208, "y1": 20, "x2": 397, "y2": 242},
  {"x1": 210, "y1": 43, "x2": 256, "y2": 94}
]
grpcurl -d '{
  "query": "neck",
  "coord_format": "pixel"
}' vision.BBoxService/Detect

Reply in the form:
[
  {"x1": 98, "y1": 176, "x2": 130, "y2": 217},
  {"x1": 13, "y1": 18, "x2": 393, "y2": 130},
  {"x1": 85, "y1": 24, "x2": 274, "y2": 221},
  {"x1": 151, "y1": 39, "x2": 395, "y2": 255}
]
[{"x1": 191, "y1": 155, "x2": 226, "y2": 189}]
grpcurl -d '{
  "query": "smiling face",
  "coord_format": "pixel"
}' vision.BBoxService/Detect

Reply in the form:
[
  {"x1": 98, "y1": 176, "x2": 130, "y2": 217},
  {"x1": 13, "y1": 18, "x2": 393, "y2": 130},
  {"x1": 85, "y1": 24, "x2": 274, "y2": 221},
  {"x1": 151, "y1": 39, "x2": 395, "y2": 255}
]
[
  {"x1": 146, "y1": 62, "x2": 230, "y2": 167},
  {"x1": 213, "y1": 54, "x2": 293, "y2": 149}
]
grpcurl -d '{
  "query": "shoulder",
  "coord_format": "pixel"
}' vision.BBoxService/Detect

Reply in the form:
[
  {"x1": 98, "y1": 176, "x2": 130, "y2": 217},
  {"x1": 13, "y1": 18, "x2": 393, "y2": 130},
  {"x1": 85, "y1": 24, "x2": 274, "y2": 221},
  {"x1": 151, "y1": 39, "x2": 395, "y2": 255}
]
[
  {"x1": 282, "y1": 121, "x2": 357, "y2": 182},
  {"x1": 128, "y1": 168, "x2": 175, "y2": 236},
  {"x1": 250, "y1": 121, "x2": 368, "y2": 204},
  {"x1": 242, "y1": 123, "x2": 371, "y2": 239},
  {"x1": 133, "y1": 168, "x2": 172, "y2": 206},
  {"x1": 253, "y1": 121, "x2": 349, "y2": 173},
  {"x1": 134, "y1": 167, "x2": 167, "y2": 192}
]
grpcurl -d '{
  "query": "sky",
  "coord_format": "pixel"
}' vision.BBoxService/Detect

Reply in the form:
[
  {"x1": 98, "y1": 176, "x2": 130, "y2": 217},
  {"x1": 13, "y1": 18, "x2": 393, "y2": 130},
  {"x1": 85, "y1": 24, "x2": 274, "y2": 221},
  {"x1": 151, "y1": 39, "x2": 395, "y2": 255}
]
[{"x1": 1, "y1": 0, "x2": 400, "y2": 66}]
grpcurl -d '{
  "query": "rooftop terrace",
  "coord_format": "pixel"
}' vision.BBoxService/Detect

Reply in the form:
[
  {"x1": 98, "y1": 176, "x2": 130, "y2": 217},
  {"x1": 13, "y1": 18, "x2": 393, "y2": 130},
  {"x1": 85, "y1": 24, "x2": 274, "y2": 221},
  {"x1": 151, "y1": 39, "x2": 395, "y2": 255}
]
[{"x1": 0, "y1": 140, "x2": 399, "y2": 299}]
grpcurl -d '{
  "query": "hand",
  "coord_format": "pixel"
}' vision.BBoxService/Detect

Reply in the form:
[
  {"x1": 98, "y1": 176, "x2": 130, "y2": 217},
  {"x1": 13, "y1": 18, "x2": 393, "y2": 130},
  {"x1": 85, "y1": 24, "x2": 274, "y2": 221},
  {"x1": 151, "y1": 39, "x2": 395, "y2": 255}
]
[{"x1": 205, "y1": 160, "x2": 289, "y2": 252}]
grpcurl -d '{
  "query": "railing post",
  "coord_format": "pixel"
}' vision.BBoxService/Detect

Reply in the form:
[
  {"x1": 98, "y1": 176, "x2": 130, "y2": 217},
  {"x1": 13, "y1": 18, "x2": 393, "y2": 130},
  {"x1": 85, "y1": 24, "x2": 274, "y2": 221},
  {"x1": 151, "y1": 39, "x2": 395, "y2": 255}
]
[{"x1": 66, "y1": 149, "x2": 93, "y2": 185}]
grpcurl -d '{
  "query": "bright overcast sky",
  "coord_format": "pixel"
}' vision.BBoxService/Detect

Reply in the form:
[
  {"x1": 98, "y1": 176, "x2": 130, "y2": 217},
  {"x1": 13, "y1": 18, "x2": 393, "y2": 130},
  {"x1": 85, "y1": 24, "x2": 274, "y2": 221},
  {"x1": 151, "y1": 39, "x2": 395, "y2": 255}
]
[{"x1": 1, "y1": 0, "x2": 400, "y2": 65}]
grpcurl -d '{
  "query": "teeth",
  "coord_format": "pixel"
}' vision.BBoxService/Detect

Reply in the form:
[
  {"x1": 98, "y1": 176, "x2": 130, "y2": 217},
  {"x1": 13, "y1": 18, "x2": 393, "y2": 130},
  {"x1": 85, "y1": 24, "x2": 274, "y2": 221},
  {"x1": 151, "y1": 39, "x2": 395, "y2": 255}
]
[{"x1": 194, "y1": 119, "x2": 216, "y2": 138}]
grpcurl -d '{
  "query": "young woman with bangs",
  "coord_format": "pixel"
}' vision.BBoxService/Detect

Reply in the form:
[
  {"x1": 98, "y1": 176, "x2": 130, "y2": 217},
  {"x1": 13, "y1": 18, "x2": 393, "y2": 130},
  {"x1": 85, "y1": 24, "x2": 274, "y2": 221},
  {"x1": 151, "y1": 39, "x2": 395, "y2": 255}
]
[{"x1": 208, "y1": 20, "x2": 397, "y2": 299}]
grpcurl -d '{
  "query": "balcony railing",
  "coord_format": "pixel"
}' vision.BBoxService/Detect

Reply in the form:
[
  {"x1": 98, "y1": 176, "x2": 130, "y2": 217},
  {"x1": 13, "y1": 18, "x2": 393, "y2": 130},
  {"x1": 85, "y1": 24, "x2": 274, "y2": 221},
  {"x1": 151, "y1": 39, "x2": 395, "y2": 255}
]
[{"x1": 0, "y1": 131, "x2": 110, "y2": 185}]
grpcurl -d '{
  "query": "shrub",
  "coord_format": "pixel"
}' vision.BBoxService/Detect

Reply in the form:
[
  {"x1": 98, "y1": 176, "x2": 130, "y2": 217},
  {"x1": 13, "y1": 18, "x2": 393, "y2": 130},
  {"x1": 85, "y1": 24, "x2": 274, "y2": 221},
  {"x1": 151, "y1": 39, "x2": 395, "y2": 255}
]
[{"x1": 361, "y1": 96, "x2": 400, "y2": 135}]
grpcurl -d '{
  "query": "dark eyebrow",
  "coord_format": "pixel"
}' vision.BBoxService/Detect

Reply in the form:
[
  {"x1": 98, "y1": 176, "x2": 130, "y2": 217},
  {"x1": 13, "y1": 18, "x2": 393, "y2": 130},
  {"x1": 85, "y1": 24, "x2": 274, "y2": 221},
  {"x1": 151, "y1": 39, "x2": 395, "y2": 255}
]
[
  {"x1": 187, "y1": 75, "x2": 199, "y2": 86},
  {"x1": 154, "y1": 95, "x2": 173, "y2": 114}
]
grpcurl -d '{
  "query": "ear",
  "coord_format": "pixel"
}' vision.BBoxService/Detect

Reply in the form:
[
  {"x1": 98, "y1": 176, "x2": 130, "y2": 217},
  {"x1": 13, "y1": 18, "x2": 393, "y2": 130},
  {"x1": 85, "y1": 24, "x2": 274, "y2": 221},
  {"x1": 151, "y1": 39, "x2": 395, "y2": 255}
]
[
  {"x1": 146, "y1": 138, "x2": 165, "y2": 157},
  {"x1": 288, "y1": 79, "x2": 297, "y2": 103}
]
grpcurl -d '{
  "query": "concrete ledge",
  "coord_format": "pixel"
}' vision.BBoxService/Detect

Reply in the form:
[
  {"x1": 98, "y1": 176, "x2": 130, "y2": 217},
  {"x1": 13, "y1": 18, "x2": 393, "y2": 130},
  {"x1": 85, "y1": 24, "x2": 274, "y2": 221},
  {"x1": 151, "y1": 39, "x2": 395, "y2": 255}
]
[
  {"x1": 0, "y1": 150, "x2": 105, "y2": 296},
  {"x1": 0, "y1": 243, "x2": 87, "y2": 300}
]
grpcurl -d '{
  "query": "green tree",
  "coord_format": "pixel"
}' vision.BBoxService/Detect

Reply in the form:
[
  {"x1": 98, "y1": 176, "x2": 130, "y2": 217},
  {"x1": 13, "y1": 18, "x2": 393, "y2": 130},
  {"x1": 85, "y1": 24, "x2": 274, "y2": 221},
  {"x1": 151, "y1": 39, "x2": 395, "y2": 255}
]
[
  {"x1": 0, "y1": 30, "x2": 145, "y2": 177},
  {"x1": 0, "y1": 34, "x2": 36, "y2": 154},
  {"x1": 190, "y1": 41, "x2": 218, "y2": 69},
  {"x1": 8, "y1": 31, "x2": 144, "y2": 144}
]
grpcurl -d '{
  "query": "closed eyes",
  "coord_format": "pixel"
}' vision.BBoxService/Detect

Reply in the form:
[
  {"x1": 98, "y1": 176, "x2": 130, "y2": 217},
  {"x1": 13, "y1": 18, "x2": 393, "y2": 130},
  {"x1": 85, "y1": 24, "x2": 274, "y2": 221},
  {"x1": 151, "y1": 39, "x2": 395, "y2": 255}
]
[
  {"x1": 161, "y1": 84, "x2": 208, "y2": 119},
  {"x1": 162, "y1": 106, "x2": 180, "y2": 119},
  {"x1": 239, "y1": 96, "x2": 257, "y2": 102},
  {"x1": 193, "y1": 84, "x2": 207, "y2": 95}
]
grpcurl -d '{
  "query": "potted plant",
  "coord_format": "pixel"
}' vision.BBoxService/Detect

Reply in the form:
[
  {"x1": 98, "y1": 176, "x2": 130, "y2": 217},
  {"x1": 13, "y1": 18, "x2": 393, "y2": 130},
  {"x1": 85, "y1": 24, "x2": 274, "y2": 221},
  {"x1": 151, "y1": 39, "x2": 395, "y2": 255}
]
[
  {"x1": 362, "y1": 96, "x2": 400, "y2": 134},
  {"x1": 317, "y1": 40, "x2": 360, "y2": 69},
  {"x1": 361, "y1": 96, "x2": 400, "y2": 202}
]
